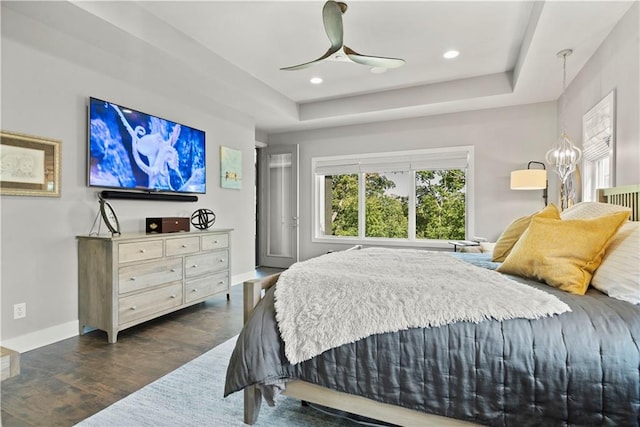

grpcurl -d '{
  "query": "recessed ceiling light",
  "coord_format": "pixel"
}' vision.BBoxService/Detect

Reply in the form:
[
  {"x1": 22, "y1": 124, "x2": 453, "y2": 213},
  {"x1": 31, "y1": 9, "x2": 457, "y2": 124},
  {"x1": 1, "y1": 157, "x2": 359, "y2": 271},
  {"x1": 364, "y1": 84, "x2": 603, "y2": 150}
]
[
  {"x1": 310, "y1": 77, "x2": 323, "y2": 84},
  {"x1": 370, "y1": 67, "x2": 387, "y2": 74},
  {"x1": 443, "y1": 50, "x2": 460, "y2": 59}
]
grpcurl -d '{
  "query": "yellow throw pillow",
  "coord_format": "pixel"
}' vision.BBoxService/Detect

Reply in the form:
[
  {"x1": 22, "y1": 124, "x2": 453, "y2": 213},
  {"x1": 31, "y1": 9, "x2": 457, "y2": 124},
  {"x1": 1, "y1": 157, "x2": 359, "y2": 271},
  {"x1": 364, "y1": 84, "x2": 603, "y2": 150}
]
[
  {"x1": 491, "y1": 204, "x2": 560, "y2": 262},
  {"x1": 497, "y1": 211, "x2": 630, "y2": 295}
]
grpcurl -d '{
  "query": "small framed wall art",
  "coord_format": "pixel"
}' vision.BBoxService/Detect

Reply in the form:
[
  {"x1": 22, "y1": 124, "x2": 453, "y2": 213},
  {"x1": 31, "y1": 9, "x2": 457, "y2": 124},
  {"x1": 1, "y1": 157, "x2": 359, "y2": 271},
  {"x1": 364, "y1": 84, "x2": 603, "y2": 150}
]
[
  {"x1": 220, "y1": 146, "x2": 242, "y2": 189},
  {"x1": 0, "y1": 130, "x2": 61, "y2": 197}
]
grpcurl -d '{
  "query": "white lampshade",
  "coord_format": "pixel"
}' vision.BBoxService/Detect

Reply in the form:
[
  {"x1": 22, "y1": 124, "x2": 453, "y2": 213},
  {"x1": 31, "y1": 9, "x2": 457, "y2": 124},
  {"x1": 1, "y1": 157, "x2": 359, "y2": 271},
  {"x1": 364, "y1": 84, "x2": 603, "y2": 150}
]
[{"x1": 510, "y1": 169, "x2": 547, "y2": 190}]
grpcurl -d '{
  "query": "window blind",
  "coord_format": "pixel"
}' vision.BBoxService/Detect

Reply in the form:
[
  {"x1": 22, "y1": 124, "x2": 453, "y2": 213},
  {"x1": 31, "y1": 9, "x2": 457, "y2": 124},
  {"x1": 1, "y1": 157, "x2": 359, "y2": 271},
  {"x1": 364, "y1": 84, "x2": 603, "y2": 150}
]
[
  {"x1": 582, "y1": 92, "x2": 614, "y2": 162},
  {"x1": 582, "y1": 132, "x2": 611, "y2": 162}
]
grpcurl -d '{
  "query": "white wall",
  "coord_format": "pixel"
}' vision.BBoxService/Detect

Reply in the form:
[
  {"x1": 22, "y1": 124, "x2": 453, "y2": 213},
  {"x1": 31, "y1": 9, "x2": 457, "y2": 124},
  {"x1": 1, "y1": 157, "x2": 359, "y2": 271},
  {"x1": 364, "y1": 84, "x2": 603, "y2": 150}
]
[
  {"x1": 268, "y1": 102, "x2": 558, "y2": 261},
  {"x1": 563, "y1": 2, "x2": 639, "y2": 187},
  {"x1": 0, "y1": 11, "x2": 256, "y2": 351}
]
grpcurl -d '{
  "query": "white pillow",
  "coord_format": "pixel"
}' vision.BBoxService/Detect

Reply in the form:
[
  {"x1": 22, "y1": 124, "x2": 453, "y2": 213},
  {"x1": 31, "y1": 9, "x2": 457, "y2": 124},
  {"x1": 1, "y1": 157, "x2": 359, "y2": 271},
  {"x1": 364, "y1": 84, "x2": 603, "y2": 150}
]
[
  {"x1": 459, "y1": 242, "x2": 496, "y2": 254},
  {"x1": 479, "y1": 242, "x2": 496, "y2": 254},
  {"x1": 459, "y1": 246, "x2": 482, "y2": 253},
  {"x1": 561, "y1": 201, "x2": 631, "y2": 220},
  {"x1": 591, "y1": 222, "x2": 640, "y2": 304}
]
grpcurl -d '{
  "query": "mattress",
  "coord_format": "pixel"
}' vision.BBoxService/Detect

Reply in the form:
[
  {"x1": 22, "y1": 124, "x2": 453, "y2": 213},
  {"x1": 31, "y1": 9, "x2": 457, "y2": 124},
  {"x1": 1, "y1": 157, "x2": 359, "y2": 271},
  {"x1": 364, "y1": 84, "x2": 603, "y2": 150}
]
[{"x1": 224, "y1": 253, "x2": 640, "y2": 426}]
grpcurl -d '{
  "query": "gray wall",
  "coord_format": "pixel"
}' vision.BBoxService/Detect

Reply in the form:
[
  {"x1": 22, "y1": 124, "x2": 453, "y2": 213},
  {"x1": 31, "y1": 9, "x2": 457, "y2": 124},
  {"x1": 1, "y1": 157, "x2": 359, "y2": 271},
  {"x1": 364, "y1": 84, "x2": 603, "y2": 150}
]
[
  {"x1": 1, "y1": 10, "x2": 256, "y2": 351},
  {"x1": 269, "y1": 102, "x2": 558, "y2": 261},
  {"x1": 563, "y1": 2, "x2": 639, "y2": 187}
]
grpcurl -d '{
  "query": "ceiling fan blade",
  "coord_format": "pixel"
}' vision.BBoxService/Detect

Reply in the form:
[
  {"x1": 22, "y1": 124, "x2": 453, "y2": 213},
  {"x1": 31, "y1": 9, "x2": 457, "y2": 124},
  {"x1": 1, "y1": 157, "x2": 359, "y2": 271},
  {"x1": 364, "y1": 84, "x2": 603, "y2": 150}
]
[
  {"x1": 280, "y1": 46, "x2": 340, "y2": 71},
  {"x1": 322, "y1": 1, "x2": 345, "y2": 50},
  {"x1": 281, "y1": 1, "x2": 405, "y2": 72},
  {"x1": 343, "y1": 46, "x2": 405, "y2": 69}
]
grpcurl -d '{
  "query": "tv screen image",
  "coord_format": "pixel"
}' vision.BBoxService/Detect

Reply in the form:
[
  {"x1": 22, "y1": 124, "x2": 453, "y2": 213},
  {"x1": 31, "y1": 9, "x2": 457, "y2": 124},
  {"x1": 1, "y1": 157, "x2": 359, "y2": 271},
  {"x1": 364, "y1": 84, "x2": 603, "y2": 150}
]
[{"x1": 88, "y1": 97, "x2": 206, "y2": 194}]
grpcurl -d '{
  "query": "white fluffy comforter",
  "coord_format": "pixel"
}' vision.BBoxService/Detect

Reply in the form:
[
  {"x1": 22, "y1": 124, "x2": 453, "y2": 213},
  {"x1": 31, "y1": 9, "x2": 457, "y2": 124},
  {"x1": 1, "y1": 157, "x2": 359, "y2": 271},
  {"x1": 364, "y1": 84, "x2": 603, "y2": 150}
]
[{"x1": 274, "y1": 247, "x2": 570, "y2": 364}]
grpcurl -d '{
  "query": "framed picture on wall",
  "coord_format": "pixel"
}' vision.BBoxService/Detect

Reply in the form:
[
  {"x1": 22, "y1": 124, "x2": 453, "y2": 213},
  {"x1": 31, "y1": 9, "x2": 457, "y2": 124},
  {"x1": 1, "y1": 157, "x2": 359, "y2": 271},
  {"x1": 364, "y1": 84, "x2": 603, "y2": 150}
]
[
  {"x1": 220, "y1": 146, "x2": 242, "y2": 189},
  {"x1": 0, "y1": 130, "x2": 61, "y2": 197}
]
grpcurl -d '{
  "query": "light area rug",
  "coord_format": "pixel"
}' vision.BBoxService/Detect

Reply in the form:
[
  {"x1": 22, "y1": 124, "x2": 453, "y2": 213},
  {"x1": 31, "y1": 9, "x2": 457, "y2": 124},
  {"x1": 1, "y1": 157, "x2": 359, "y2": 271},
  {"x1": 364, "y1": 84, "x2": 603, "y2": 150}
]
[{"x1": 75, "y1": 336, "x2": 347, "y2": 426}]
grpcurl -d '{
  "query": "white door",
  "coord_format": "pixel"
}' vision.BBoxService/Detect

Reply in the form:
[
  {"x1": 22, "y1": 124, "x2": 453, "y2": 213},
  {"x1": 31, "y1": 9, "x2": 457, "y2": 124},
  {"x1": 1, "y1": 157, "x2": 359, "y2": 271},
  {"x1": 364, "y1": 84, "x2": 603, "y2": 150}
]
[{"x1": 258, "y1": 144, "x2": 299, "y2": 268}]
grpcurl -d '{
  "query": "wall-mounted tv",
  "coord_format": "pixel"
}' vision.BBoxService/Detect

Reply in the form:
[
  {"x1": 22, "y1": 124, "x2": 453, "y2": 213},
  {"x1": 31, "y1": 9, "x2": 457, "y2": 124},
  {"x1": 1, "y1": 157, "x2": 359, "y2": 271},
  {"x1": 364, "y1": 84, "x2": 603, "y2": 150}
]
[{"x1": 88, "y1": 97, "x2": 206, "y2": 194}]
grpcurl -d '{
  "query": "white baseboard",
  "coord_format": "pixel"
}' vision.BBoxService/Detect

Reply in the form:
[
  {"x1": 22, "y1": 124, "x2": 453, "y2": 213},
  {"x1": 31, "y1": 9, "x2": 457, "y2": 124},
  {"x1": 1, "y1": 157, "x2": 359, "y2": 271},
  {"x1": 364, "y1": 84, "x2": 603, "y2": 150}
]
[
  {"x1": 0, "y1": 320, "x2": 78, "y2": 353},
  {"x1": 1, "y1": 271, "x2": 258, "y2": 353},
  {"x1": 232, "y1": 270, "x2": 258, "y2": 286}
]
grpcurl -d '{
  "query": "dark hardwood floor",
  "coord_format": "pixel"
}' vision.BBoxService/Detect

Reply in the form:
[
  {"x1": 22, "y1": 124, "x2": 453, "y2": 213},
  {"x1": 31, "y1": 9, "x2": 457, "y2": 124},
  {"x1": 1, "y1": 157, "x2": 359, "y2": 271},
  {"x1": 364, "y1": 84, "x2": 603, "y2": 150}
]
[{"x1": 1, "y1": 268, "x2": 282, "y2": 427}]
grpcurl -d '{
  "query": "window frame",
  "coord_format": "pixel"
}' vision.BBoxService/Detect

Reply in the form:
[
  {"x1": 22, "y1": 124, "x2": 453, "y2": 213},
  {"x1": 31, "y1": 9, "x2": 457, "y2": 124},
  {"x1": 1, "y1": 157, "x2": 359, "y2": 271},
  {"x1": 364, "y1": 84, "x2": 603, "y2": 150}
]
[
  {"x1": 312, "y1": 146, "x2": 475, "y2": 248},
  {"x1": 581, "y1": 90, "x2": 616, "y2": 202}
]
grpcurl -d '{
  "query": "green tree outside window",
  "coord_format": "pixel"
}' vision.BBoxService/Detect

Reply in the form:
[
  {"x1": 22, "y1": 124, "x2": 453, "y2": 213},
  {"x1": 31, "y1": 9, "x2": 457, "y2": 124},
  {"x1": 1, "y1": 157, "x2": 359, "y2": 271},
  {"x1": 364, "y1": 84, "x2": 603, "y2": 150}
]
[{"x1": 324, "y1": 169, "x2": 465, "y2": 241}]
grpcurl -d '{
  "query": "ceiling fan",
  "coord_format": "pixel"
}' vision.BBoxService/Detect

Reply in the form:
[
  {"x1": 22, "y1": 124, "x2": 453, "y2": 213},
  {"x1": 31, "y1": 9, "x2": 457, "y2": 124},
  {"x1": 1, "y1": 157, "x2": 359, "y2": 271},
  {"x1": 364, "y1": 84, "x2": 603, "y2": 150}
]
[{"x1": 281, "y1": 1, "x2": 405, "y2": 71}]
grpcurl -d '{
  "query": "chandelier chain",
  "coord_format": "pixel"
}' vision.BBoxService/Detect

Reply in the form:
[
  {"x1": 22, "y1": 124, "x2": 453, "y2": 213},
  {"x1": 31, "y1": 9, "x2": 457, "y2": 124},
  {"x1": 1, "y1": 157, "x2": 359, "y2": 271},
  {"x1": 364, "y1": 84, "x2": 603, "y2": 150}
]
[
  {"x1": 558, "y1": 50, "x2": 570, "y2": 133},
  {"x1": 547, "y1": 48, "x2": 581, "y2": 209}
]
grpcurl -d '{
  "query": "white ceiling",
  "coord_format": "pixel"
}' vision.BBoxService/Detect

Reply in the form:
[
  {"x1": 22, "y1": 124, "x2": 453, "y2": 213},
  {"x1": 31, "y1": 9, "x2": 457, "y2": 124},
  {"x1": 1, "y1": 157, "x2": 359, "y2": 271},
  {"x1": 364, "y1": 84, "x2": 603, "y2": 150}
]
[
  {"x1": 138, "y1": 1, "x2": 534, "y2": 102},
  {"x1": 3, "y1": 1, "x2": 635, "y2": 134}
]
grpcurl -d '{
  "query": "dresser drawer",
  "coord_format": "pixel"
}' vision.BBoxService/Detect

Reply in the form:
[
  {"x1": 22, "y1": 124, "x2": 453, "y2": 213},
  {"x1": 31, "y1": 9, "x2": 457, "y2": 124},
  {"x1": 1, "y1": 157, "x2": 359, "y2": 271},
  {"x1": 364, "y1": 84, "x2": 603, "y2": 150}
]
[
  {"x1": 201, "y1": 233, "x2": 229, "y2": 251},
  {"x1": 118, "y1": 283, "x2": 182, "y2": 326},
  {"x1": 165, "y1": 236, "x2": 200, "y2": 256},
  {"x1": 185, "y1": 273, "x2": 229, "y2": 303},
  {"x1": 185, "y1": 250, "x2": 228, "y2": 278},
  {"x1": 118, "y1": 259, "x2": 183, "y2": 294},
  {"x1": 118, "y1": 240, "x2": 164, "y2": 263}
]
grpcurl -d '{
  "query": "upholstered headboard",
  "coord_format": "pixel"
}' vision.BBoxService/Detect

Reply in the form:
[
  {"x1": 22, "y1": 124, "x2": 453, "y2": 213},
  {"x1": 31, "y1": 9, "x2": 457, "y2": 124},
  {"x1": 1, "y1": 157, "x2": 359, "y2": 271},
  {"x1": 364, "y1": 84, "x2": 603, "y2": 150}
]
[{"x1": 597, "y1": 184, "x2": 640, "y2": 221}]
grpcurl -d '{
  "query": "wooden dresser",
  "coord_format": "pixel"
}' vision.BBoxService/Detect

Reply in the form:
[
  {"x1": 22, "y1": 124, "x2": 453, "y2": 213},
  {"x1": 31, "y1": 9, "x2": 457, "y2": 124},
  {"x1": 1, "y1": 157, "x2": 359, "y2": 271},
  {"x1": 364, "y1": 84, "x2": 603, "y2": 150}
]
[{"x1": 77, "y1": 229, "x2": 232, "y2": 343}]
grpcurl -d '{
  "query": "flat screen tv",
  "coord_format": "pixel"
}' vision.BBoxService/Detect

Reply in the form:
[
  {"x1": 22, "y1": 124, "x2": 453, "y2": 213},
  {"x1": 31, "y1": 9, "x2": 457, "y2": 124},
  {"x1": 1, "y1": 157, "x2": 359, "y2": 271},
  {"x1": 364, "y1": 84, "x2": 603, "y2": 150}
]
[{"x1": 88, "y1": 97, "x2": 206, "y2": 194}]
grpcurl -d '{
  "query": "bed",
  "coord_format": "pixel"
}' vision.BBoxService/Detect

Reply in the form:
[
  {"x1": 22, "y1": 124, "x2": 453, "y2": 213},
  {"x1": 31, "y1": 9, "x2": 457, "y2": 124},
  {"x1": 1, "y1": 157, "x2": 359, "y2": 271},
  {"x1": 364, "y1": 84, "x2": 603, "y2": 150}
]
[{"x1": 225, "y1": 185, "x2": 640, "y2": 426}]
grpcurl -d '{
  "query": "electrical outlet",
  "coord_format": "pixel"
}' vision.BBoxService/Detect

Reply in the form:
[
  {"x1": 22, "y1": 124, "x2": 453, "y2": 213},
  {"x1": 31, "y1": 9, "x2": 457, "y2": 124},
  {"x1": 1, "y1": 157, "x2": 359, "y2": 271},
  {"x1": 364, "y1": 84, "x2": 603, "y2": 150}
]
[{"x1": 13, "y1": 303, "x2": 26, "y2": 319}]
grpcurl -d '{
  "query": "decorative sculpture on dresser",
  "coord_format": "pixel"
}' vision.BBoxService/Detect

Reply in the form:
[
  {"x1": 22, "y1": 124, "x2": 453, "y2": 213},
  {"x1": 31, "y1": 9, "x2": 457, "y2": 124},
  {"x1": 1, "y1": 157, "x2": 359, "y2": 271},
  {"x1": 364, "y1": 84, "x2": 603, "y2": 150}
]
[{"x1": 191, "y1": 208, "x2": 216, "y2": 230}]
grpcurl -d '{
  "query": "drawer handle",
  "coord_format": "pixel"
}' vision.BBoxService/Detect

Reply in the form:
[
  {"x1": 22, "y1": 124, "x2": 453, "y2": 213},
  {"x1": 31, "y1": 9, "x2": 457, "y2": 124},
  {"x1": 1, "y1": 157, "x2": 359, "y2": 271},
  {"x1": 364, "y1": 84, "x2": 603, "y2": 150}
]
[
  {"x1": 130, "y1": 277, "x2": 136, "y2": 281},
  {"x1": 170, "y1": 294, "x2": 177, "y2": 299},
  {"x1": 192, "y1": 288, "x2": 198, "y2": 292},
  {"x1": 218, "y1": 280, "x2": 224, "y2": 285},
  {"x1": 192, "y1": 264, "x2": 198, "y2": 268},
  {"x1": 182, "y1": 244, "x2": 188, "y2": 248},
  {"x1": 214, "y1": 240, "x2": 218, "y2": 244},
  {"x1": 218, "y1": 259, "x2": 225, "y2": 263},
  {"x1": 130, "y1": 305, "x2": 137, "y2": 310},
  {"x1": 170, "y1": 268, "x2": 177, "y2": 273},
  {"x1": 139, "y1": 249, "x2": 145, "y2": 253}
]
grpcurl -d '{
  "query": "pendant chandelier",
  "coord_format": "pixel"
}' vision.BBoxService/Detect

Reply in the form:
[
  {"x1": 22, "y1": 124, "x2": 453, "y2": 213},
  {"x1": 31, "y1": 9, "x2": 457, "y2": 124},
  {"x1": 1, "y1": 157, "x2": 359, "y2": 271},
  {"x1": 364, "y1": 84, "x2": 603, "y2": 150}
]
[{"x1": 546, "y1": 49, "x2": 582, "y2": 185}]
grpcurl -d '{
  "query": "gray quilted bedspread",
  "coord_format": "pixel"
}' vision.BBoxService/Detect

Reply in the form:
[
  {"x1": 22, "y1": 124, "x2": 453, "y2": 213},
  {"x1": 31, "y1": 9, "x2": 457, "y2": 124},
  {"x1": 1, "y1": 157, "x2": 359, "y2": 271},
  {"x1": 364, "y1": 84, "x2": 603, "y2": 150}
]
[{"x1": 224, "y1": 254, "x2": 640, "y2": 426}]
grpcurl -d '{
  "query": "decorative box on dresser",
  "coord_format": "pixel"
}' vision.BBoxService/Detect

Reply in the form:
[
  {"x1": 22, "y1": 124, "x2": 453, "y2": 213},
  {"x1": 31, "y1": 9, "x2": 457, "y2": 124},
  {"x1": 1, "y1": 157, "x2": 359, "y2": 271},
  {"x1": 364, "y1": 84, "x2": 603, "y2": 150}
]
[{"x1": 77, "y1": 229, "x2": 233, "y2": 343}]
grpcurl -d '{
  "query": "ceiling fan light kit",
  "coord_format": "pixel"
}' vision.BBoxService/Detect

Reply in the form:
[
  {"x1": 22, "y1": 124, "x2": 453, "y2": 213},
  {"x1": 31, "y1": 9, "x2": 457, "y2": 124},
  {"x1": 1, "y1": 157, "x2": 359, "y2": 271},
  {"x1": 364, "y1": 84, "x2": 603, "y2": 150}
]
[
  {"x1": 443, "y1": 50, "x2": 460, "y2": 59},
  {"x1": 370, "y1": 67, "x2": 387, "y2": 74},
  {"x1": 281, "y1": 1, "x2": 405, "y2": 71}
]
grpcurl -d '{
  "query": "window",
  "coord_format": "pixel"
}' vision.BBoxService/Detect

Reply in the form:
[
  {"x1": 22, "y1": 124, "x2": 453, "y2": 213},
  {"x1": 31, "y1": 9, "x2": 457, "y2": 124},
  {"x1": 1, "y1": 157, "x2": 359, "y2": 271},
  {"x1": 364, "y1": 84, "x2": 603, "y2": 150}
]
[
  {"x1": 582, "y1": 91, "x2": 615, "y2": 201},
  {"x1": 322, "y1": 173, "x2": 359, "y2": 237},
  {"x1": 415, "y1": 169, "x2": 466, "y2": 240},
  {"x1": 313, "y1": 147, "x2": 473, "y2": 246},
  {"x1": 365, "y1": 171, "x2": 409, "y2": 238},
  {"x1": 583, "y1": 157, "x2": 611, "y2": 202}
]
